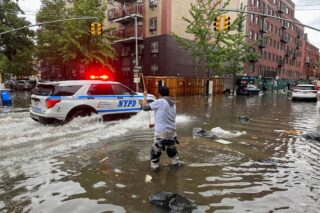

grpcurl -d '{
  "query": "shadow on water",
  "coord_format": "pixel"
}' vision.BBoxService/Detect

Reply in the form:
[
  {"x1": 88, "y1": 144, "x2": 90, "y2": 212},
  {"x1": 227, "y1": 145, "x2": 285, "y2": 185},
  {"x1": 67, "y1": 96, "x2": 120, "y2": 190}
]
[{"x1": 0, "y1": 93, "x2": 320, "y2": 212}]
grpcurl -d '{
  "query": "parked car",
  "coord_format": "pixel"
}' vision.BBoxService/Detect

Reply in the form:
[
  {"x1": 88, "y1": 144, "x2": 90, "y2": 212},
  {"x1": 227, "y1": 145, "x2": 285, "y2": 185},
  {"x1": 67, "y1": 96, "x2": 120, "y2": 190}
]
[
  {"x1": 236, "y1": 84, "x2": 260, "y2": 96},
  {"x1": 292, "y1": 84, "x2": 317, "y2": 102},
  {"x1": 30, "y1": 80, "x2": 156, "y2": 124}
]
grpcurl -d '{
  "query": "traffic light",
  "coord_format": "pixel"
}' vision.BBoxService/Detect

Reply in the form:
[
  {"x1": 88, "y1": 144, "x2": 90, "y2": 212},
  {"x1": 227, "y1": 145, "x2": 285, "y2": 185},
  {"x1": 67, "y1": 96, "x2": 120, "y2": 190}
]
[
  {"x1": 214, "y1": 16, "x2": 221, "y2": 31},
  {"x1": 223, "y1": 15, "x2": 230, "y2": 31},
  {"x1": 97, "y1": 22, "x2": 102, "y2": 35},
  {"x1": 90, "y1": 22, "x2": 96, "y2": 36}
]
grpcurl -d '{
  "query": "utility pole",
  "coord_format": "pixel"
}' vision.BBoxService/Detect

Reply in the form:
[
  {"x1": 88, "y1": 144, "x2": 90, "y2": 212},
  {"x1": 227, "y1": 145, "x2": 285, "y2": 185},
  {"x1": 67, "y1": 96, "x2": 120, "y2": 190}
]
[{"x1": 219, "y1": 8, "x2": 320, "y2": 32}]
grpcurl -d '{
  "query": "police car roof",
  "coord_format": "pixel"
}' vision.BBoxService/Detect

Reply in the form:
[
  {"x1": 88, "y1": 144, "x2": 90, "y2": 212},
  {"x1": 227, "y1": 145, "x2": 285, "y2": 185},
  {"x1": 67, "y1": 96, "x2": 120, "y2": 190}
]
[{"x1": 39, "y1": 80, "x2": 119, "y2": 86}]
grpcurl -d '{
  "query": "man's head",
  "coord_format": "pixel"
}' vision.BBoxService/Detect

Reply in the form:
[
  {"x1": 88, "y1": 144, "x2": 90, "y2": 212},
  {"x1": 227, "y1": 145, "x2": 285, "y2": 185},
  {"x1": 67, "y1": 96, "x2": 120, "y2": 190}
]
[{"x1": 158, "y1": 85, "x2": 169, "y2": 97}]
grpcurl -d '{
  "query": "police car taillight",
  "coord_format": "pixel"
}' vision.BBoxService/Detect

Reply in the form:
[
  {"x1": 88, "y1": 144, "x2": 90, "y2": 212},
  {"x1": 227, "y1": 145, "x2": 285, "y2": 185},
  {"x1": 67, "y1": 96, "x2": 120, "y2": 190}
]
[
  {"x1": 46, "y1": 99, "x2": 61, "y2": 108},
  {"x1": 90, "y1": 75, "x2": 109, "y2": 80}
]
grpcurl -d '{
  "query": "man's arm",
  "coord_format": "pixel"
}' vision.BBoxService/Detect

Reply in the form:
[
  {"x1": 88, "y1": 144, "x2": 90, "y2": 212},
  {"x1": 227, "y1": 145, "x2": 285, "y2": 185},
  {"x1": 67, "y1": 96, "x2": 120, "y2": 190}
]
[{"x1": 142, "y1": 90, "x2": 151, "y2": 111}]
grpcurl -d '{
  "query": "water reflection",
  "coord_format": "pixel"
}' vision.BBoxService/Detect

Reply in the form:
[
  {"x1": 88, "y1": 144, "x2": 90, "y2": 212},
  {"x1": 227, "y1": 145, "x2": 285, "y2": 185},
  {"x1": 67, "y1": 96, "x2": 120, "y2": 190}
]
[{"x1": 0, "y1": 93, "x2": 319, "y2": 212}]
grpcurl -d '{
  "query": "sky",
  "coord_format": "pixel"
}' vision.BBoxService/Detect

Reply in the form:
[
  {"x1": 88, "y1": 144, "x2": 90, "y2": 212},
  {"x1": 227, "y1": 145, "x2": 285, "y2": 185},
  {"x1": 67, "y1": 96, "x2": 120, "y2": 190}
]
[{"x1": 17, "y1": 0, "x2": 320, "y2": 49}]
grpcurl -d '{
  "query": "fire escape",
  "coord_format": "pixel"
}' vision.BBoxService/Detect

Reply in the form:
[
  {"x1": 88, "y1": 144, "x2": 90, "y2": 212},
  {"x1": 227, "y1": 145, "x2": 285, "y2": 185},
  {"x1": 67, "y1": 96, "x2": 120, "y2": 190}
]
[{"x1": 108, "y1": 1, "x2": 144, "y2": 89}]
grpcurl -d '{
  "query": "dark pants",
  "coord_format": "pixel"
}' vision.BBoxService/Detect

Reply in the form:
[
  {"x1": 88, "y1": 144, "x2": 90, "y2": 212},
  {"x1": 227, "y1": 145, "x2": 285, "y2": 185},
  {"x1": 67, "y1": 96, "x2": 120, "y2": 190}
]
[{"x1": 150, "y1": 137, "x2": 179, "y2": 164}]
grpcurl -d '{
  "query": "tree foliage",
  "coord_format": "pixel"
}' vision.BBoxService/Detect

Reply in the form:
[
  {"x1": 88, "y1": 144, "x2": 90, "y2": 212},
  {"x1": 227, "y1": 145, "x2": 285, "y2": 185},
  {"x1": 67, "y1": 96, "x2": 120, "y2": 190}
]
[
  {"x1": 0, "y1": 0, "x2": 35, "y2": 77},
  {"x1": 173, "y1": 0, "x2": 258, "y2": 77},
  {"x1": 36, "y1": 0, "x2": 115, "y2": 68}
]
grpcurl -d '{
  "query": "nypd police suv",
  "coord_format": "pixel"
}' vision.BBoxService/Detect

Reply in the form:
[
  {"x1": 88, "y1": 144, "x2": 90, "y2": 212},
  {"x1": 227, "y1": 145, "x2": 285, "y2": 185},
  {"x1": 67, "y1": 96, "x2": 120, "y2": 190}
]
[{"x1": 30, "y1": 80, "x2": 155, "y2": 124}]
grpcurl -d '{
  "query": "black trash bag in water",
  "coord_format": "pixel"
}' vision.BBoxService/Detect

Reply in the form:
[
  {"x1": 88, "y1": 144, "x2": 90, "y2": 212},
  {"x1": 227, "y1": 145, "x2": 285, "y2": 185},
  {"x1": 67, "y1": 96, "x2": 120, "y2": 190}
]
[
  {"x1": 302, "y1": 132, "x2": 320, "y2": 141},
  {"x1": 149, "y1": 191, "x2": 196, "y2": 212}
]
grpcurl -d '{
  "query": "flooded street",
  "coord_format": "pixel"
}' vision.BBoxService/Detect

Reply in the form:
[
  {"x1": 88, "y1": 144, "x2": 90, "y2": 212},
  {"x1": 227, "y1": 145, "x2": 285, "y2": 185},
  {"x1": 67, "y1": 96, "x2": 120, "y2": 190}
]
[{"x1": 1, "y1": 91, "x2": 320, "y2": 212}]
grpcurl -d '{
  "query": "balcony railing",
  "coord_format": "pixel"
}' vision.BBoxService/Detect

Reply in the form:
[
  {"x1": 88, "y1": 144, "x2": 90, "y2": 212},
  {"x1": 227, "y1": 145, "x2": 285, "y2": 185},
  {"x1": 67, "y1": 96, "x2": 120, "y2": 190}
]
[
  {"x1": 278, "y1": 4, "x2": 285, "y2": 13},
  {"x1": 108, "y1": 3, "x2": 144, "y2": 21},
  {"x1": 110, "y1": 26, "x2": 143, "y2": 41}
]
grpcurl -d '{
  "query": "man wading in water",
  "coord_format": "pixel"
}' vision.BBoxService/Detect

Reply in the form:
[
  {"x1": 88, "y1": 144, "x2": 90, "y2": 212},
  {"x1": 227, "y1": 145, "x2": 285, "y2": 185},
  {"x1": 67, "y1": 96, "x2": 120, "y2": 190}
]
[{"x1": 142, "y1": 86, "x2": 181, "y2": 170}]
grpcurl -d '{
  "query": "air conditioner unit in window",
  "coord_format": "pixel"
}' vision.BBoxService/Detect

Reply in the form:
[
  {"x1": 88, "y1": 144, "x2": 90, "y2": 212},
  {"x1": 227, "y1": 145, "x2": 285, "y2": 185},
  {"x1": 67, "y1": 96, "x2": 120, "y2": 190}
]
[
  {"x1": 137, "y1": 0, "x2": 143, "y2": 3},
  {"x1": 138, "y1": 22, "x2": 143, "y2": 26}
]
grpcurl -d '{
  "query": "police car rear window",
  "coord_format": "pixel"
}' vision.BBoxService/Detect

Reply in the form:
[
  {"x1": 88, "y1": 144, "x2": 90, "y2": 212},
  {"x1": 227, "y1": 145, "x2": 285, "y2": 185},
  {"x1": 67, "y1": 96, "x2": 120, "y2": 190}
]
[
  {"x1": 33, "y1": 84, "x2": 82, "y2": 96},
  {"x1": 33, "y1": 84, "x2": 55, "y2": 96}
]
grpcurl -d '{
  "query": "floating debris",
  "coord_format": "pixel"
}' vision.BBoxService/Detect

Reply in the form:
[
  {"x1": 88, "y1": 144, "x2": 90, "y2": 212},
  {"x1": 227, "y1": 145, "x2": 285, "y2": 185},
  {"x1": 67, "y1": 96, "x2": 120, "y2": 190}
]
[
  {"x1": 215, "y1": 139, "x2": 232, "y2": 144},
  {"x1": 275, "y1": 129, "x2": 302, "y2": 136},
  {"x1": 145, "y1": 174, "x2": 152, "y2": 183},
  {"x1": 192, "y1": 128, "x2": 217, "y2": 138},
  {"x1": 239, "y1": 116, "x2": 249, "y2": 122}
]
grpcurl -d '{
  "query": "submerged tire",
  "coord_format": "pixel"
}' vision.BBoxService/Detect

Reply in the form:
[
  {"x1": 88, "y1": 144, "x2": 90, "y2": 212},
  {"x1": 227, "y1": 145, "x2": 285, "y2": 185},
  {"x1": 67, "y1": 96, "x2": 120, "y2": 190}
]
[{"x1": 66, "y1": 108, "x2": 96, "y2": 123}]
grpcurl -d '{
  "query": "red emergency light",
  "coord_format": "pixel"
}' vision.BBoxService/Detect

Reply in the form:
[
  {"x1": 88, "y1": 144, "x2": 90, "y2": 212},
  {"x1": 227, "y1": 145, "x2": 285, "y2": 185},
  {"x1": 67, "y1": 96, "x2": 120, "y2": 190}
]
[{"x1": 89, "y1": 75, "x2": 109, "y2": 80}]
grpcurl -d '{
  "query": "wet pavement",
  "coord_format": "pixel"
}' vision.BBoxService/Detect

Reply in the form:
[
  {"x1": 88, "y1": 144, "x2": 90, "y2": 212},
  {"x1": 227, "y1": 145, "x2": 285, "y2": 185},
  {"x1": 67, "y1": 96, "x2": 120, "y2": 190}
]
[{"x1": 0, "y1": 91, "x2": 320, "y2": 212}]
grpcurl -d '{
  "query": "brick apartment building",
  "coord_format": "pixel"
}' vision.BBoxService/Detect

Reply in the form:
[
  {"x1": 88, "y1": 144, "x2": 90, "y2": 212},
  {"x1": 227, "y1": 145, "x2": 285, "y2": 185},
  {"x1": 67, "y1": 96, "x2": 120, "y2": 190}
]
[
  {"x1": 244, "y1": 0, "x2": 319, "y2": 86},
  {"x1": 303, "y1": 39, "x2": 319, "y2": 80}
]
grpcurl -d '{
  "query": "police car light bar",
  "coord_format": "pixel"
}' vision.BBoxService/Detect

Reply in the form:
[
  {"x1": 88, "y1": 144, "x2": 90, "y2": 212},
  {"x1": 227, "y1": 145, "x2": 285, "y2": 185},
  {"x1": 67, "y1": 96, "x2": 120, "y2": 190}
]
[{"x1": 90, "y1": 75, "x2": 109, "y2": 80}]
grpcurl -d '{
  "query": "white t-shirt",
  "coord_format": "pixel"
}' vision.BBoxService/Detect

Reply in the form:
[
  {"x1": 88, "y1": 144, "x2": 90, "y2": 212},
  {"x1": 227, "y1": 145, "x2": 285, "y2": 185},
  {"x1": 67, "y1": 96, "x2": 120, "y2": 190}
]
[{"x1": 149, "y1": 98, "x2": 176, "y2": 135}]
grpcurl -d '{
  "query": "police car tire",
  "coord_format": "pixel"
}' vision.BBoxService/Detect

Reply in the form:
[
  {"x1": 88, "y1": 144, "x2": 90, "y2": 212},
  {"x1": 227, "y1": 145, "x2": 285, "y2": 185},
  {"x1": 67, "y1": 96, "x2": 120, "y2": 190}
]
[{"x1": 66, "y1": 108, "x2": 96, "y2": 122}]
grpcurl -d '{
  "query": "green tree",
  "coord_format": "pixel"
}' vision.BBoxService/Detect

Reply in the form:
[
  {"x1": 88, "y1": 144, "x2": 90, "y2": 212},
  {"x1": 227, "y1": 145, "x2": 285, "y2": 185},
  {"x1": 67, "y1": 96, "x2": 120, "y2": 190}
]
[
  {"x1": 36, "y1": 0, "x2": 115, "y2": 74},
  {"x1": 173, "y1": 0, "x2": 258, "y2": 77},
  {"x1": 0, "y1": 0, "x2": 35, "y2": 77}
]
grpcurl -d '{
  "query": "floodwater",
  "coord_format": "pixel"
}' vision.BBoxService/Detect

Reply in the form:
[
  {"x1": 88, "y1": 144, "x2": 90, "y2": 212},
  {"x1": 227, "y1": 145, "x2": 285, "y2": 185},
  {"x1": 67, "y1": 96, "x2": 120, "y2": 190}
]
[{"x1": 0, "y1": 91, "x2": 320, "y2": 212}]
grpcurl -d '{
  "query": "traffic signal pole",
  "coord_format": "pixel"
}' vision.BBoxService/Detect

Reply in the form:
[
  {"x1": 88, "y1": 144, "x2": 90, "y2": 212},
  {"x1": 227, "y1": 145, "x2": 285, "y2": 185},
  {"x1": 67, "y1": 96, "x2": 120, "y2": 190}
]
[
  {"x1": 219, "y1": 8, "x2": 320, "y2": 32},
  {"x1": 0, "y1": 16, "x2": 98, "y2": 36}
]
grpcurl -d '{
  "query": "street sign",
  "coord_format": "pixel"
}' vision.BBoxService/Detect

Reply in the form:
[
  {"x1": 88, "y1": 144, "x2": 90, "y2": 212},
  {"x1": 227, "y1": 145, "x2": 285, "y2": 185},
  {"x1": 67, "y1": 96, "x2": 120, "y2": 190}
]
[{"x1": 134, "y1": 72, "x2": 140, "y2": 83}]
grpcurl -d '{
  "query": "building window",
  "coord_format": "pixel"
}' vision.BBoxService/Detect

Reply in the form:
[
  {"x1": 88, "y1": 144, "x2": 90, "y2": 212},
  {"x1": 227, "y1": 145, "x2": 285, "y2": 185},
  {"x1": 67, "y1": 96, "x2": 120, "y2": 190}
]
[
  {"x1": 138, "y1": 44, "x2": 144, "y2": 55},
  {"x1": 149, "y1": 0, "x2": 157, "y2": 7},
  {"x1": 250, "y1": 64, "x2": 254, "y2": 73},
  {"x1": 120, "y1": 46, "x2": 130, "y2": 57},
  {"x1": 151, "y1": 64, "x2": 158, "y2": 75},
  {"x1": 257, "y1": 0, "x2": 260, "y2": 7},
  {"x1": 149, "y1": 17, "x2": 157, "y2": 31},
  {"x1": 151, "y1": 41, "x2": 159, "y2": 53},
  {"x1": 251, "y1": 14, "x2": 254, "y2": 22},
  {"x1": 249, "y1": 31, "x2": 253, "y2": 39},
  {"x1": 255, "y1": 16, "x2": 259, "y2": 24},
  {"x1": 252, "y1": 0, "x2": 255, "y2": 6}
]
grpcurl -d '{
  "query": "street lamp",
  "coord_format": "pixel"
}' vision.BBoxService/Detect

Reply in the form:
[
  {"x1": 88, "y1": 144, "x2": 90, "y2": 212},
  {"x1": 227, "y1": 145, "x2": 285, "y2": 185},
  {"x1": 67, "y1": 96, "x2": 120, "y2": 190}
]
[{"x1": 108, "y1": 0, "x2": 140, "y2": 92}]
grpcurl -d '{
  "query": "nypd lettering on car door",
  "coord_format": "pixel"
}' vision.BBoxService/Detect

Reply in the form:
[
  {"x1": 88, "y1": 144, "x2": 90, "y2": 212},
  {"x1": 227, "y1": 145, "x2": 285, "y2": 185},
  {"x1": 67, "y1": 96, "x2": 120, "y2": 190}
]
[{"x1": 118, "y1": 99, "x2": 137, "y2": 107}]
